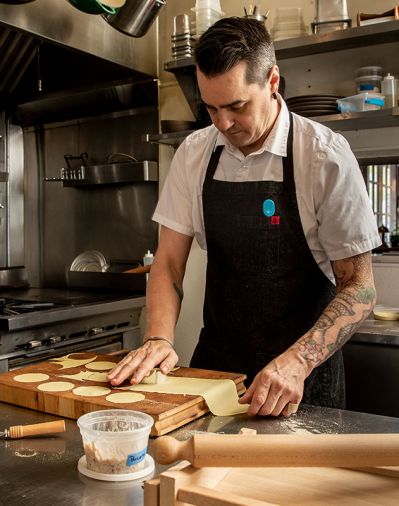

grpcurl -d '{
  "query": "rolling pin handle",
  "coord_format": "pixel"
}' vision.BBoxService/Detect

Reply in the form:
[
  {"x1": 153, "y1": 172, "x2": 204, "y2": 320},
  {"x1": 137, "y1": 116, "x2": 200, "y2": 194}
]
[
  {"x1": 153, "y1": 435, "x2": 192, "y2": 465},
  {"x1": 8, "y1": 420, "x2": 66, "y2": 439}
]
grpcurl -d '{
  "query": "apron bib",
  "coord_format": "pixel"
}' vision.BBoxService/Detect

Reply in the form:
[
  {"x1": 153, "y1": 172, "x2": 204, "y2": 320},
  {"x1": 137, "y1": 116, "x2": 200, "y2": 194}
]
[{"x1": 190, "y1": 113, "x2": 345, "y2": 409}]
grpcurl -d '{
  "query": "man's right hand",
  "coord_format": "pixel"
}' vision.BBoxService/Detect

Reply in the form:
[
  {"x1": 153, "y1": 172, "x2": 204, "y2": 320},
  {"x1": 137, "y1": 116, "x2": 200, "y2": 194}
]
[{"x1": 107, "y1": 339, "x2": 178, "y2": 386}]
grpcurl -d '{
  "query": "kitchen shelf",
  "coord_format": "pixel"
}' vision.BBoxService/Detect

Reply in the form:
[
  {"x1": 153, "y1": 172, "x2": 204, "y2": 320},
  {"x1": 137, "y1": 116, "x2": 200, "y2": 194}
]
[
  {"x1": 165, "y1": 20, "x2": 399, "y2": 71},
  {"x1": 144, "y1": 130, "x2": 194, "y2": 148},
  {"x1": 145, "y1": 109, "x2": 399, "y2": 148}
]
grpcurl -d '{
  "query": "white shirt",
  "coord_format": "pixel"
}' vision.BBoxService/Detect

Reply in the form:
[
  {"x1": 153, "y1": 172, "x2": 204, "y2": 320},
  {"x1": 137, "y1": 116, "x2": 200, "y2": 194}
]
[{"x1": 153, "y1": 98, "x2": 381, "y2": 282}]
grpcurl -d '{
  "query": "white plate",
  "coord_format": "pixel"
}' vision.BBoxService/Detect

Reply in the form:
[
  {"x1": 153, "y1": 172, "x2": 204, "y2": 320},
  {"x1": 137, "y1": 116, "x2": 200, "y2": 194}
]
[{"x1": 78, "y1": 454, "x2": 155, "y2": 482}]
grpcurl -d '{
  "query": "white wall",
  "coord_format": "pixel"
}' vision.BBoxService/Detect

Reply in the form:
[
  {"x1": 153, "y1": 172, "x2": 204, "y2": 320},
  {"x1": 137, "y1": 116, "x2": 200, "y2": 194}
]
[{"x1": 155, "y1": 0, "x2": 398, "y2": 364}]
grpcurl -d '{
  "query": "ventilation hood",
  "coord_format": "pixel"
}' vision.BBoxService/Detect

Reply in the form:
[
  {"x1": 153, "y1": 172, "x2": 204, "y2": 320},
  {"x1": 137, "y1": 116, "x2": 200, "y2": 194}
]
[{"x1": 0, "y1": 1, "x2": 159, "y2": 124}]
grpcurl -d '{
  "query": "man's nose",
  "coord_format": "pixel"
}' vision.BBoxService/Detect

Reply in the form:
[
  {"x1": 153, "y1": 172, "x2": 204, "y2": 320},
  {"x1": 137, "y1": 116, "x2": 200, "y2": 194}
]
[{"x1": 215, "y1": 110, "x2": 234, "y2": 132}]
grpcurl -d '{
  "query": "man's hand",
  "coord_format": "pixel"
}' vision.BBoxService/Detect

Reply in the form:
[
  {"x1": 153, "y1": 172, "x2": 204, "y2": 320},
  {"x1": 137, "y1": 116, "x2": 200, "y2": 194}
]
[
  {"x1": 238, "y1": 350, "x2": 308, "y2": 417},
  {"x1": 107, "y1": 340, "x2": 178, "y2": 386}
]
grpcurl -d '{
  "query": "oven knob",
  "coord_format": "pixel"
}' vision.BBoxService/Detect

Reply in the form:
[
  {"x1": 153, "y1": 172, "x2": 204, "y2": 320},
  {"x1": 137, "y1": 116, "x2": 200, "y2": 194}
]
[
  {"x1": 47, "y1": 336, "x2": 62, "y2": 345},
  {"x1": 88, "y1": 327, "x2": 104, "y2": 336},
  {"x1": 26, "y1": 340, "x2": 42, "y2": 349}
]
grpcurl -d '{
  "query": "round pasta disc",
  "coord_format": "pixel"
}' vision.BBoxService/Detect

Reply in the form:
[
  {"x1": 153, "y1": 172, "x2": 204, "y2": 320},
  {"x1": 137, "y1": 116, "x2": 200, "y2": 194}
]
[
  {"x1": 73, "y1": 386, "x2": 111, "y2": 397},
  {"x1": 38, "y1": 381, "x2": 75, "y2": 392},
  {"x1": 14, "y1": 373, "x2": 50, "y2": 383},
  {"x1": 86, "y1": 361, "x2": 116, "y2": 371},
  {"x1": 106, "y1": 392, "x2": 145, "y2": 404}
]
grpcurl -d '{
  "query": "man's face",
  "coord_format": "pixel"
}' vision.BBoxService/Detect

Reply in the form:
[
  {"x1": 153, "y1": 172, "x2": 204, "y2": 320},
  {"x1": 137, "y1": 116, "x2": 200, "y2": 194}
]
[{"x1": 197, "y1": 61, "x2": 279, "y2": 155}]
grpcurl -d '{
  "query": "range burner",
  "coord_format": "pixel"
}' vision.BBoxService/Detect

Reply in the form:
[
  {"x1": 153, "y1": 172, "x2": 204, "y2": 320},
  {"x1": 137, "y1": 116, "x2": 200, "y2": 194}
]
[{"x1": 0, "y1": 299, "x2": 62, "y2": 316}]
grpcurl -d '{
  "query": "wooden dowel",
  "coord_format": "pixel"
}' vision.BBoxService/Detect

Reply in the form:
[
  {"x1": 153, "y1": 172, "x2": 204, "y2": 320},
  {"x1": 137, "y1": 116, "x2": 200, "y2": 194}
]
[
  {"x1": 8, "y1": 420, "x2": 66, "y2": 439},
  {"x1": 153, "y1": 433, "x2": 399, "y2": 468}
]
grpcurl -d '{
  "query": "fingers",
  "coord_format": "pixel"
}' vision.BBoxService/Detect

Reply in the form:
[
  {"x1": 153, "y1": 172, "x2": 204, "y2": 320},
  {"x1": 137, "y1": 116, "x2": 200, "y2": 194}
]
[
  {"x1": 241, "y1": 363, "x2": 303, "y2": 417},
  {"x1": 107, "y1": 341, "x2": 178, "y2": 386}
]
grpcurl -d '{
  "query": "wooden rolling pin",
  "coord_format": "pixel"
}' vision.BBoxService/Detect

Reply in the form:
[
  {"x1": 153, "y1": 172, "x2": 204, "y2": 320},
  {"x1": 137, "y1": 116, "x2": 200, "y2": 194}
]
[
  {"x1": 1, "y1": 420, "x2": 66, "y2": 439},
  {"x1": 153, "y1": 433, "x2": 399, "y2": 468}
]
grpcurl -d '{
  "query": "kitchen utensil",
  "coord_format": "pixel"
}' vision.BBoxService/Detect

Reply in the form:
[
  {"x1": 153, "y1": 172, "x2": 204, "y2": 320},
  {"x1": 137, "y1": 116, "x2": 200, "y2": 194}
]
[
  {"x1": 153, "y1": 433, "x2": 399, "y2": 468},
  {"x1": 0, "y1": 267, "x2": 29, "y2": 288},
  {"x1": 68, "y1": 0, "x2": 117, "y2": 15},
  {"x1": 0, "y1": 0, "x2": 36, "y2": 3},
  {"x1": 0, "y1": 420, "x2": 65, "y2": 439},
  {"x1": 70, "y1": 250, "x2": 109, "y2": 272},
  {"x1": 103, "y1": 0, "x2": 166, "y2": 38}
]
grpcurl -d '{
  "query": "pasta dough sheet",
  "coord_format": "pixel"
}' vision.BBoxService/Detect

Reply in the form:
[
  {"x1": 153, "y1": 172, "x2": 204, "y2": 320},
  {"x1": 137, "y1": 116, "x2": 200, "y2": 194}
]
[{"x1": 119, "y1": 376, "x2": 249, "y2": 416}]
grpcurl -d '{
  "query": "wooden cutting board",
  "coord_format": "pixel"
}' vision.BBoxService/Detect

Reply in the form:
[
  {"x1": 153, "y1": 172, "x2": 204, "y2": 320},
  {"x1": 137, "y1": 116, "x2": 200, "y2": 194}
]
[
  {"x1": 0, "y1": 353, "x2": 246, "y2": 436},
  {"x1": 145, "y1": 461, "x2": 399, "y2": 505}
]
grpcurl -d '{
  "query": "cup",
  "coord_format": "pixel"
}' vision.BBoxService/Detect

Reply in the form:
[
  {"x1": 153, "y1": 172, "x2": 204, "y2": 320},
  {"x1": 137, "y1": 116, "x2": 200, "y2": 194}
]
[
  {"x1": 68, "y1": 0, "x2": 117, "y2": 15},
  {"x1": 173, "y1": 14, "x2": 191, "y2": 36},
  {"x1": 194, "y1": 0, "x2": 223, "y2": 14},
  {"x1": 77, "y1": 410, "x2": 153, "y2": 474}
]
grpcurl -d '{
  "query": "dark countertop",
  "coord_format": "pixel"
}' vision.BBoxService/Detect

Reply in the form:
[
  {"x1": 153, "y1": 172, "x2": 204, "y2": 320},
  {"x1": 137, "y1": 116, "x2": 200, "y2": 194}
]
[
  {"x1": 1, "y1": 402, "x2": 399, "y2": 506},
  {"x1": 353, "y1": 318, "x2": 399, "y2": 345}
]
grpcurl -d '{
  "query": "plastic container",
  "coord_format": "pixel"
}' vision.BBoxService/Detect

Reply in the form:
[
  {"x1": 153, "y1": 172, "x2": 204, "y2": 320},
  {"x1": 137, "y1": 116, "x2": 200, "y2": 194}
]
[
  {"x1": 337, "y1": 93, "x2": 385, "y2": 113},
  {"x1": 194, "y1": 0, "x2": 223, "y2": 13},
  {"x1": 381, "y1": 73, "x2": 396, "y2": 109},
  {"x1": 77, "y1": 410, "x2": 154, "y2": 475},
  {"x1": 355, "y1": 75, "x2": 382, "y2": 94},
  {"x1": 143, "y1": 250, "x2": 154, "y2": 265},
  {"x1": 356, "y1": 66, "x2": 384, "y2": 78},
  {"x1": 193, "y1": 7, "x2": 223, "y2": 36}
]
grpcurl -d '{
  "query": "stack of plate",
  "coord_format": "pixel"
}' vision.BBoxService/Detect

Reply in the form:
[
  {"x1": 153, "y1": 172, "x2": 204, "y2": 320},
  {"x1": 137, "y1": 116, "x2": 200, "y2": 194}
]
[
  {"x1": 70, "y1": 250, "x2": 109, "y2": 272},
  {"x1": 285, "y1": 95, "x2": 341, "y2": 117}
]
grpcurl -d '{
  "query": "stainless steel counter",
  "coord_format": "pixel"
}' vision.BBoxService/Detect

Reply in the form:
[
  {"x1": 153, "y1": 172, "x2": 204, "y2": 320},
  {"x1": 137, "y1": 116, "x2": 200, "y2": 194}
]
[{"x1": 1, "y1": 402, "x2": 399, "y2": 506}]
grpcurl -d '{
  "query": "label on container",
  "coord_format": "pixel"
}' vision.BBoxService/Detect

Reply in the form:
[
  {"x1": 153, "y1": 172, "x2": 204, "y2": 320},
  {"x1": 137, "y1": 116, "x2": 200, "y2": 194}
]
[{"x1": 126, "y1": 447, "x2": 147, "y2": 467}]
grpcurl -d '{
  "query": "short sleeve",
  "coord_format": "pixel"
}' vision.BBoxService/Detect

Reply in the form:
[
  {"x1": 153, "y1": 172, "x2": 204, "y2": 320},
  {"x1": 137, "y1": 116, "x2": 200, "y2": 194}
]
[
  {"x1": 152, "y1": 141, "x2": 195, "y2": 237},
  {"x1": 313, "y1": 135, "x2": 381, "y2": 260}
]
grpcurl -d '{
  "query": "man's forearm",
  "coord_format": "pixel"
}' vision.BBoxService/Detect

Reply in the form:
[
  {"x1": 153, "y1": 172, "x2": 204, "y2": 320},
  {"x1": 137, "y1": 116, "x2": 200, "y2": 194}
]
[
  {"x1": 290, "y1": 253, "x2": 376, "y2": 374},
  {"x1": 144, "y1": 260, "x2": 184, "y2": 342}
]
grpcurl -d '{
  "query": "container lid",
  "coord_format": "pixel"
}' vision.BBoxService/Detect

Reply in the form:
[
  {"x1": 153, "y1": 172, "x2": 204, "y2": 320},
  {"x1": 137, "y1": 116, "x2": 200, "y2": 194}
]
[
  {"x1": 355, "y1": 75, "x2": 383, "y2": 82},
  {"x1": 356, "y1": 66, "x2": 384, "y2": 77},
  {"x1": 78, "y1": 454, "x2": 155, "y2": 482}
]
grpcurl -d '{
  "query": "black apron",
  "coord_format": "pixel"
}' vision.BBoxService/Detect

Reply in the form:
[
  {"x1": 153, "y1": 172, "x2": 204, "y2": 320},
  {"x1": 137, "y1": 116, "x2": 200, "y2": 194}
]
[{"x1": 190, "y1": 113, "x2": 345, "y2": 409}]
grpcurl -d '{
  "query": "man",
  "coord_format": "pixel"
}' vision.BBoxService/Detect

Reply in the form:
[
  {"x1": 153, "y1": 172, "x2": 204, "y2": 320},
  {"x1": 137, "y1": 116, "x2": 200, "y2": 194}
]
[{"x1": 108, "y1": 17, "x2": 380, "y2": 417}]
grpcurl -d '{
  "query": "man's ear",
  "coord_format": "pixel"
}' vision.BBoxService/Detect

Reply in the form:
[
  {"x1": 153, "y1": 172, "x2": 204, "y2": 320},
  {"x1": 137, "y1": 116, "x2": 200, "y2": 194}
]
[{"x1": 268, "y1": 65, "x2": 280, "y2": 95}]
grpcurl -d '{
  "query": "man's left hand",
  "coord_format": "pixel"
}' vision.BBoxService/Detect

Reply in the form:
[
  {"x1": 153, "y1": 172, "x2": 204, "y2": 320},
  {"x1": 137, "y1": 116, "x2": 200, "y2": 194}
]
[{"x1": 238, "y1": 350, "x2": 309, "y2": 417}]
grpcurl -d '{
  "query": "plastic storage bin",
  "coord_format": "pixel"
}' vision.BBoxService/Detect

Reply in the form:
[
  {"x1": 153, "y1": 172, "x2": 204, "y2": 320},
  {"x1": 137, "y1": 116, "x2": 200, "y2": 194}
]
[{"x1": 337, "y1": 93, "x2": 384, "y2": 113}]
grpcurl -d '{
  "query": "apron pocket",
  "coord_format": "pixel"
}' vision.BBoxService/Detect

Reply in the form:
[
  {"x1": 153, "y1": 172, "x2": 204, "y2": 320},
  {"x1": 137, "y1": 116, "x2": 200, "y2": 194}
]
[{"x1": 236, "y1": 215, "x2": 280, "y2": 273}]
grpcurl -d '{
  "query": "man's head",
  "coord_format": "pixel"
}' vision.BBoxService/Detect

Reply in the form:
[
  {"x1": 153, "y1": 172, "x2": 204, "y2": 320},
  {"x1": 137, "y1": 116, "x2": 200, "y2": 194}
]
[
  {"x1": 195, "y1": 17, "x2": 280, "y2": 155},
  {"x1": 195, "y1": 17, "x2": 276, "y2": 87}
]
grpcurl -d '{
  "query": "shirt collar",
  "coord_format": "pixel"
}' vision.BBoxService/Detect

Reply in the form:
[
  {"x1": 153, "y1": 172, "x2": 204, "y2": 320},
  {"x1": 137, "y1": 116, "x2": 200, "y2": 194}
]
[{"x1": 215, "y1": 95, "x2": 290, "y2": 157}]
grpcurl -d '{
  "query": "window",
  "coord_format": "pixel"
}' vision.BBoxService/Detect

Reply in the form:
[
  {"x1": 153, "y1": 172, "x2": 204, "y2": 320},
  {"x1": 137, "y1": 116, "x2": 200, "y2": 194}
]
[{"x1": 365, "y1": 164, "x2": 398, "y2": 234}]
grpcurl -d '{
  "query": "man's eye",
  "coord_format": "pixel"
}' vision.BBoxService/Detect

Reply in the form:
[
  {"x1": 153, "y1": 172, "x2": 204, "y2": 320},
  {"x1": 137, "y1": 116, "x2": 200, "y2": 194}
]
[{"x1": 231, "y1": 104, "x2": 245, "y2": 112}]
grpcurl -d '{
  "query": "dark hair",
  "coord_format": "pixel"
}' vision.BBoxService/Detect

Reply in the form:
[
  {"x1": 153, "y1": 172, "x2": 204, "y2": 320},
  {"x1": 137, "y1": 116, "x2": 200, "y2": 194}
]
[{"x1": 195, "y1": 17, "x2": 276, "y2": 86}]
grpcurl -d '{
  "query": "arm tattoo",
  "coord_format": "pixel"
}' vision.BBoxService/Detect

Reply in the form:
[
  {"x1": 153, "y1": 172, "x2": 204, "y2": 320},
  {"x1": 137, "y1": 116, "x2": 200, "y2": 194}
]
[
  {"x1": 173, "y1": 282, "x2": 184, "y2": 303},
  {"x1": 293, "y1": 253, "x2": 376, "y2": 366}
]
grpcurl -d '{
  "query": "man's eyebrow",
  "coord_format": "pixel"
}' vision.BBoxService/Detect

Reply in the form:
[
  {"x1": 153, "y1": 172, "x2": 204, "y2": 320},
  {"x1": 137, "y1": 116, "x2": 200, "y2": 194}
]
[{"x1": 203, "y1": 99, "x2": 246, "y2": 109}]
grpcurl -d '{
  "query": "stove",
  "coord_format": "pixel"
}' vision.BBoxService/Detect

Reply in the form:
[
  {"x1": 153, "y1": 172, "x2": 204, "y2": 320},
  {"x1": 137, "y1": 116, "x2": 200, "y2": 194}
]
[{"x1": 0, "y1": 288, "x2": 145, "y2": 372}]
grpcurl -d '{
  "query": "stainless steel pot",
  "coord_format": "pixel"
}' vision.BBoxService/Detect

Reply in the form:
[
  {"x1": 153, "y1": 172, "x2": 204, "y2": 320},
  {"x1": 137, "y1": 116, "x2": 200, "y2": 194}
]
[{"x1": 103, "y1": 0, "x2": 166, "y2": 38}]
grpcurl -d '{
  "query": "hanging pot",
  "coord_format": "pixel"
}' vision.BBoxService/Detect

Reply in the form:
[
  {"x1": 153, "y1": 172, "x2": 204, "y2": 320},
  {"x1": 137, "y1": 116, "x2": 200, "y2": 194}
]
[
  {"x1": 0, "y1": 1, "x2": 36, "y2": 4},
  {"x1": 103, "y1": 0, "x2": 166, "y2": 38}
]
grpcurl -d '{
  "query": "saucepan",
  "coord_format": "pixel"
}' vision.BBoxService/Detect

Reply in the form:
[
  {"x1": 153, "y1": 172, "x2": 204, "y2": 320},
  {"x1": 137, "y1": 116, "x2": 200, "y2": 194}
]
[
  {"x1": 67, "y1": 0, "x2": 125, "y2": 15},
  {"x1": 102, "y1": 0, "x2": 166, "y2": 38},
  {"x1": 0, "y1": 0, "x2": 36, "y2": 3}
]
